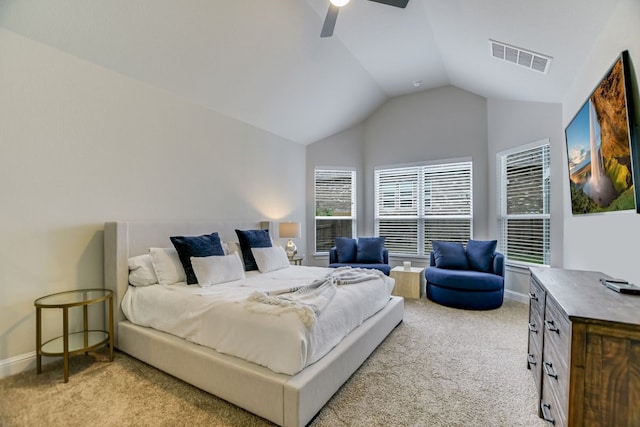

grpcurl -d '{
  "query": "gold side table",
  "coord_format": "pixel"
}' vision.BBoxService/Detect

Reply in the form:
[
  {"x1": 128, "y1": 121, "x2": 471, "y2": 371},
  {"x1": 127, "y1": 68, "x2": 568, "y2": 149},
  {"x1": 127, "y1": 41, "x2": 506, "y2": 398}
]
[{"x1": 34, "y1": 288, "x2": 114, "y2": 382}]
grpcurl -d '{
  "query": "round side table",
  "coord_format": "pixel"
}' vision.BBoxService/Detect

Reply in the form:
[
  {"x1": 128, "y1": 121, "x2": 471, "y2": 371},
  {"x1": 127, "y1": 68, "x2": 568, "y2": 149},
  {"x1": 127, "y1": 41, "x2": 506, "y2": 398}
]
[{"x1": 34, "y1": 288, "x2": 114, "y2": 382}]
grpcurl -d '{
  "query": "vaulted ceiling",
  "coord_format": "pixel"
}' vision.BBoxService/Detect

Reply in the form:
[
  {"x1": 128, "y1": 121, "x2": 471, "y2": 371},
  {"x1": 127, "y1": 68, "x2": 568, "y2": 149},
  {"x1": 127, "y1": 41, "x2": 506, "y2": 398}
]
[{"x1": 0, "y1": 0, "x2": 621, "y2": 144}]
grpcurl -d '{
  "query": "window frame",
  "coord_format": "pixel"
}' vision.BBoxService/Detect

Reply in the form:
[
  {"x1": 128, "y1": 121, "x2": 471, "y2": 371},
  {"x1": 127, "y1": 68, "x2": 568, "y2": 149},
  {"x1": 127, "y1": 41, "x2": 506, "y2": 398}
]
[
  {"x1": 374, "y1": 158, "x2": 473, "y2": 258},
  {"x1": 497, "y1": 139, "x2": 551, "y2": 267},
  {"x1": 313, "y1": 167, "x2": 357, "y2": 255}
]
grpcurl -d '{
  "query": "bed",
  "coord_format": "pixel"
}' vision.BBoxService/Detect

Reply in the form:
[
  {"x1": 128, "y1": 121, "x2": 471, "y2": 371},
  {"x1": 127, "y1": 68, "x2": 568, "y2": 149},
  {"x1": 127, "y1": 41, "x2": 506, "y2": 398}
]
[{"x1": 103, "y1": 221, "x2": 404, "y2": 427}]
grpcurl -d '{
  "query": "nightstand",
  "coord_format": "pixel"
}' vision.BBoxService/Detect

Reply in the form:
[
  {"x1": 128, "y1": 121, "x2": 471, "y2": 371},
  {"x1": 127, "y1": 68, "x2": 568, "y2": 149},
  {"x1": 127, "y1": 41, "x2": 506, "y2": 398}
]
[
  {"x1": 34, "y1": 289, "x2": 114, "y2": 382},
  {"x1": 290, "y1": 255, "x2": 304, "y2": 266},
  {"x1": 390, "y1": 266, "x2": 425, "y2": 299}
]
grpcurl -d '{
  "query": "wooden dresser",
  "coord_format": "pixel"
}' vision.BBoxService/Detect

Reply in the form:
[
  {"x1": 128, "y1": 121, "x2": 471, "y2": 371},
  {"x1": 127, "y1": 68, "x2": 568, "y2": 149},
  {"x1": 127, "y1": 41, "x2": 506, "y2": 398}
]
[{"x1": 527, "y1": 267, "x2": 640, "y2": 427}]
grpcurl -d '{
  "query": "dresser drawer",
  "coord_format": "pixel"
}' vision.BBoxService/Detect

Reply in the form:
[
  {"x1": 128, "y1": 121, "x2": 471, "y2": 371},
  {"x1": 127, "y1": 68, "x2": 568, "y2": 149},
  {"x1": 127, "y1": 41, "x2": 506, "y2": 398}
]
[
  {"x1": 528, "y1": 277, "x2": 546, "y2": 360},
  {"x1": 540, "y1": 297, "x2": 570, "y2": 426},
  {"x1": 540, "y1": 376, "x2": 566, "y2": 427},
  {"x1": 529, "y1": 276, "x2": 546, "y2": 318}
]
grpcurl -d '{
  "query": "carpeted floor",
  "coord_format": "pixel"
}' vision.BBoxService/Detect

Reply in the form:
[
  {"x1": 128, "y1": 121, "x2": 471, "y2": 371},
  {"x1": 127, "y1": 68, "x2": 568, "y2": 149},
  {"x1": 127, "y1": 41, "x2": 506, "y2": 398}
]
[{"x1": 0, "y1": 298, "x2": 546, "y2": 427}]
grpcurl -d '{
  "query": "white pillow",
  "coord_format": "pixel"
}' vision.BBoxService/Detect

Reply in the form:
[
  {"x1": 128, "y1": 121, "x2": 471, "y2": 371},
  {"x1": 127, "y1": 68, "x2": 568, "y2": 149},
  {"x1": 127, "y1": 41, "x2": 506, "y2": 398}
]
[
  {"x1": 127, "y1": 254, "x2": 158, "y2": 286},
  {"x1": 191, "y1": 253, "x2": 246, "y2": 287},
  {"x1": 251, "y1": 246, "x2": 290, "y2": 273},
  {"x1": 149, "y1": 247, "x2": 186, "y2": 286}
]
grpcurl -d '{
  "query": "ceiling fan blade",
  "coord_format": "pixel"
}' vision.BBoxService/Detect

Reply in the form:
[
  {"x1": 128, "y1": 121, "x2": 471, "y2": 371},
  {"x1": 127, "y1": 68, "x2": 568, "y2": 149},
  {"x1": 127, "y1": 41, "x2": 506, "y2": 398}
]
[
  {"x1": 368, "y1": 0, "x2": 409, "y2": 8},
  {"x1": 320, "y1": 4, "x2": 339, "y2": 38}
]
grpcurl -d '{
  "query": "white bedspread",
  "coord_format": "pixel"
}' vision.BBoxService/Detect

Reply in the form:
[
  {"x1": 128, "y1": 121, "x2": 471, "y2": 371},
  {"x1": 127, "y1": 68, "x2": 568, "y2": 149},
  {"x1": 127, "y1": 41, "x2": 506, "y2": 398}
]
[{"x1": 121, "y1": 266, "x2": 395, "y2": 375}]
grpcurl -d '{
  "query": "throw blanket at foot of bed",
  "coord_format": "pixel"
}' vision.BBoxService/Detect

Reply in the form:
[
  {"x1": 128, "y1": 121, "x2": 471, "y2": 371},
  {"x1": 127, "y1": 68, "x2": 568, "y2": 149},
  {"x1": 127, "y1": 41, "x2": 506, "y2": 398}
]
[{"x1": 246, "y1": 267, "x2": 387, "y2": 328}]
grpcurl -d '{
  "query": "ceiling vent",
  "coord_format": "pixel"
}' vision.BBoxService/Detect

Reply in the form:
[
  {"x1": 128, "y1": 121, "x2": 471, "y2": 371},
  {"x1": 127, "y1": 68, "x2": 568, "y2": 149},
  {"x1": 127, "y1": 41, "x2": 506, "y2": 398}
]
[{"x1": 489, "y1": 40, "x2": 552, "y2": 74}]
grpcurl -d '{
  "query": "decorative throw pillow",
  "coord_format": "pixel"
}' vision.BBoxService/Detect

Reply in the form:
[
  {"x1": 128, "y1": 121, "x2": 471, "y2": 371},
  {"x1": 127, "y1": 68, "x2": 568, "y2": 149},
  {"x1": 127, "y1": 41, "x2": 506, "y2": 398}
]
[
  {"x1": 251, "y1": 246, "x2": 290, "y2": 273},
  {"x1": 335, "y1": 237, "x2": 357, "y2": 263},
  {"x1": 235, "y1": 229, "x2": 272, "y2": 271},
  {"x1": 127, "y1": 254, "x2": 158, "y2": 286},
  {"x1": 465, "y1": 239, "x2": 497, "y2": 273},
  {"x1": 356, "y1": 237, "x2": 385, "y2": 263},
  {"x1": 432, "y1": 241, "x2": 469, "y2": 270},
  {"x1": 170, "y1": 233, "x2": 225, "y2": 285},
  {"x1": 149, "y1": 247, "x2": 187, "y2": 286},
  {"x1": 190, "y1": 253, "x2": 245, "y2": 287}
]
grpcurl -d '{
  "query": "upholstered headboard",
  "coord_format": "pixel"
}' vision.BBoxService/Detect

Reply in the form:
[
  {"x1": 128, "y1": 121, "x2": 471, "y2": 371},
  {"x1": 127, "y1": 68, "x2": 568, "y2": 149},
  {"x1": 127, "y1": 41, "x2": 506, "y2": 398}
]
[{"x1": 103, "y1": 220, "x2": 265, "y2": 346}]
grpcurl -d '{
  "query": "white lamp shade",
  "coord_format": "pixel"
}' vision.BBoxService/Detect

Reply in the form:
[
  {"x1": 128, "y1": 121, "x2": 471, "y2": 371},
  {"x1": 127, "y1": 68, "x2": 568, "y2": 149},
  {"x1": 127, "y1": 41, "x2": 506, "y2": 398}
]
[{"x1": 279, "y1": 222, "x2": 301, "y2": 239}]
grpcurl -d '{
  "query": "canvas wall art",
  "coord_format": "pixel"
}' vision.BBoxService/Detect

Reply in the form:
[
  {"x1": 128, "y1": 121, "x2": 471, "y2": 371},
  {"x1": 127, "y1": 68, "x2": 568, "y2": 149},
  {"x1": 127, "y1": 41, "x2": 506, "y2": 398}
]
[{"x1": 565, "y1": 51, "x2": 637, "y2": 215}]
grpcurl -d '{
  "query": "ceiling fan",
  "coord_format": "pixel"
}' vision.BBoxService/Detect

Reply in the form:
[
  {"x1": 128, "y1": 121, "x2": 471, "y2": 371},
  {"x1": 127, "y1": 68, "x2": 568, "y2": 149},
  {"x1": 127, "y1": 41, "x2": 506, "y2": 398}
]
[{"x1": 321, "y1": 0, "x2": 410, "y2": 38}]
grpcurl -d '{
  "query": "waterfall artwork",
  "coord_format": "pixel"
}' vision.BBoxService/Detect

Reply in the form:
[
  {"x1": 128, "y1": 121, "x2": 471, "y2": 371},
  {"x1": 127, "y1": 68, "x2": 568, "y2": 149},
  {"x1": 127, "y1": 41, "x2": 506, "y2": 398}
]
[{"x1": 565, "y1": 51, "x2": 637, "y2": 215}]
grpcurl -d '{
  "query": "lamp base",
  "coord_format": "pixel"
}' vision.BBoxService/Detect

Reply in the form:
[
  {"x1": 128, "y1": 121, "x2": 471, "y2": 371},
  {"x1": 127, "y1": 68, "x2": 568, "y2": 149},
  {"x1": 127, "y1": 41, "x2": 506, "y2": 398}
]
[{"x1": 285, "y1": 240, "x2": 297, "y2": 259}]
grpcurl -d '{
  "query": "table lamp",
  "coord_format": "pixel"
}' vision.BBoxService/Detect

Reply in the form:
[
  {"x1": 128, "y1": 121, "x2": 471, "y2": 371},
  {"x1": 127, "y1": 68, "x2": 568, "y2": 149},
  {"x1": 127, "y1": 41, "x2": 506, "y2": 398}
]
[{"x1": 279, "y1": 222, "x2": 301, "y2": 259}]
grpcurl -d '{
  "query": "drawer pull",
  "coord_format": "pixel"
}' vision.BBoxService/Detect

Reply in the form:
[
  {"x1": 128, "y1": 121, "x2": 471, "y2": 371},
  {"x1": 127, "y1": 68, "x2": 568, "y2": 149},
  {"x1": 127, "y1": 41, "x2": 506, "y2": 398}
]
[
  {"x1": 527, "y1": 353, "x2": 537, "y2": 366},
  {"x1": 541, "y1": 402, "x2": 555, "y2": 425},
  {"x1": 528, "y1": 292, "x2": 538, "y2": 301},
  {"x1": 543, "y1": 361, "x2": 558, "y2": 379},
  {"x1": 528, "y1": 322, "x2": 538, "y2": 333},
  {"x1": 544, "y1": 320, "x2": 559, "y2": 333}
]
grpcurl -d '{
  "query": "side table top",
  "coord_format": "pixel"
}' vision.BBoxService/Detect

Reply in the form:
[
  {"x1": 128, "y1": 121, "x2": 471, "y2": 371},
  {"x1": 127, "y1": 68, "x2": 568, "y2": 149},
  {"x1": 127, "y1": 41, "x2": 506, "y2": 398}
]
[
  {"x1": 391, "y1": 266, "x2": 424, "y2": 274},
  {"x1": 34, "y1": 288, "x2": 112, "y2": 308}
]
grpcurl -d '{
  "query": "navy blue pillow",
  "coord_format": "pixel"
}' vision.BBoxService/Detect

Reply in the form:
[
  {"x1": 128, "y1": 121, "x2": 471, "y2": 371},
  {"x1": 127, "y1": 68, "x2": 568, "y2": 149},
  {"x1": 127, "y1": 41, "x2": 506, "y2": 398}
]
[
  {"x1": 335, "y1": 237, "x2": 357, "y2": 263},
  {"x1": 356, "y1": 237, "x2": 385, "y2": 263},
  {"x1": 432, "y1": 241, "x2": 469, "y2": 270},
  {"x1": 235, "y1": 229, "x2": 272, "y2": 271},
  {"x1": 466, "y1": 240, "x2": 497, "y2": 273},
  {"x1": 170, "y1": 233, "x2": 224, "y2": 285}
]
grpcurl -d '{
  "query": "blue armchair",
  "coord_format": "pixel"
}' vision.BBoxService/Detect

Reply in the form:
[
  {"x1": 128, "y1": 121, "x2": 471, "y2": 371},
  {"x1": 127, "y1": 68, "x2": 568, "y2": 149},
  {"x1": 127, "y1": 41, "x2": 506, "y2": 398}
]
[
  {"x1": 425, "y1": 240, "x2": 505, "y2": 310},
  {"x1": 328, "y1": 237, "x2": 391, "y2": 275}
]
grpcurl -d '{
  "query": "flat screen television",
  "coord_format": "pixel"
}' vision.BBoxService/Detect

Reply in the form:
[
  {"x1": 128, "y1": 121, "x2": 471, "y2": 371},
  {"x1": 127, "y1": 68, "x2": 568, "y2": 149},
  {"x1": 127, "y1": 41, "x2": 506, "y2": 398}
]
[{"x1": 564, "y1": 50, "x2": 638, "y2": 215}]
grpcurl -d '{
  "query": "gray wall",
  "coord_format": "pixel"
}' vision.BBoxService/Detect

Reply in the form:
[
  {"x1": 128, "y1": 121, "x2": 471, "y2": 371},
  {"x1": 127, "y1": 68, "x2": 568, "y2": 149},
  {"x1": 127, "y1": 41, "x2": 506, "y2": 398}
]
[
  {"x1": 561, "y1": 0, "x2": 640, "y2": 284},
  {"x1": 0, "y1": 28, "x2": 305, "y2": 375},
  {"x1": 305, "y1": 124, "x2": 365, "y2": 266},
  {"x1": 307, "y1": 86, "x2": 489, "y2": 270},
  {"x1": 487, "y1": 99, "x2": 563, "y2": 299}
]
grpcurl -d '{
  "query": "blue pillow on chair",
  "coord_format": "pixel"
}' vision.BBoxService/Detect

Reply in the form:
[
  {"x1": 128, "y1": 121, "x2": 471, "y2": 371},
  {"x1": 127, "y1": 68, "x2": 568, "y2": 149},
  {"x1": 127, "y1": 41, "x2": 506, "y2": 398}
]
[
  {"x1": 432, "y1": 241, "x2": 469, "y2": 270},
  {"x1": 356, "y1": 237, "x2": 385, "y2": 263},
  {"x1": 335, "y1": 237, "x2": 357, "y2": 263},
  {"x1": 466, "y1": 240, "x2": 497, "y2": 273}
]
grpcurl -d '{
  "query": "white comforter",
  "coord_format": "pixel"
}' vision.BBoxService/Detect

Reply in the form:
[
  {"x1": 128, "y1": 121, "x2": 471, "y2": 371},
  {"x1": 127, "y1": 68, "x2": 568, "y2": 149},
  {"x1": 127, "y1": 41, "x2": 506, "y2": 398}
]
[{"x1": 121, "y1": 266, "x2": 395, "y2": 375}]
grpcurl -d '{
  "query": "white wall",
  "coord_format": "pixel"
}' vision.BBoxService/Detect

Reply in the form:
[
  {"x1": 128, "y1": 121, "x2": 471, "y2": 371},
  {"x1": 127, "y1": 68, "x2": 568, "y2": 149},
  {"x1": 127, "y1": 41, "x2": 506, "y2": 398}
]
[
  {"x1": 487, "y1": 99, "x2": 564, "y2": 298},
  {"x1": 561, "y1": 0, "x2": 640, "y2": 284},
  {"x1": 0, "y1": 29, "x2": 305, "y2": 376}
]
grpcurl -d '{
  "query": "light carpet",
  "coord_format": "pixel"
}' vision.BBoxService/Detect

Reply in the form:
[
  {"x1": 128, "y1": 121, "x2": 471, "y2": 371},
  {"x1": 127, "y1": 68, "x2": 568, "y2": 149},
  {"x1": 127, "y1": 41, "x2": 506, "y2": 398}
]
[{"x1": 0, "y1": 298, "x2": 546, "y2": 426}]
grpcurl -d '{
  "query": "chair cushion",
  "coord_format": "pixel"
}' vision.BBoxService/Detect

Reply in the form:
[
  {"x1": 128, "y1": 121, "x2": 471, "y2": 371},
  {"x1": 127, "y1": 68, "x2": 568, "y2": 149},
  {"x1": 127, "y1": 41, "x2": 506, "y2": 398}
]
[
  {"x1": 356, "y1": 237, "x2": 385, "y2": 263},
  {"x1": 328, "y1": 263, "x2": 391, "y2": 276},
  {"x1": 432, "y1": 241, "x2": 469, "y2": 270},
  {"x1": 425, "y1": 267, "x2": 504, "y2": 292},
  {"x1": 335, "y1": 237, "x2": 357, "y2": 263},
  {"x1": 466, "y1": 240, "x2": 497, "y2": 273}
]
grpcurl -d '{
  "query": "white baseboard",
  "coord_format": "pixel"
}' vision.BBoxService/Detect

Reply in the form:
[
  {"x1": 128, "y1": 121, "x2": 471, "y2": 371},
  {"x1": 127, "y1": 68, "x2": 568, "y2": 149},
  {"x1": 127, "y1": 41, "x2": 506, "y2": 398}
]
[
  {"x1": 0, "y1": 351, "x2": 35, "y2": 379},
  {"x1": 504, "y1": 289, "x2": 529, "y2": 305},
  {"x1": 0, "y1": 351, "x2": 55, "y2": 380}
]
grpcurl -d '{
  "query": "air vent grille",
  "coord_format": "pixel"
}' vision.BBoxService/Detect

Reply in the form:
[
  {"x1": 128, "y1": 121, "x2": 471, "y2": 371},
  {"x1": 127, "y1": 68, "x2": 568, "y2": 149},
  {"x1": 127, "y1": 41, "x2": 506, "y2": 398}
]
[{"x1": 489, "y1": 40, "x2": 552, "y2": 74}]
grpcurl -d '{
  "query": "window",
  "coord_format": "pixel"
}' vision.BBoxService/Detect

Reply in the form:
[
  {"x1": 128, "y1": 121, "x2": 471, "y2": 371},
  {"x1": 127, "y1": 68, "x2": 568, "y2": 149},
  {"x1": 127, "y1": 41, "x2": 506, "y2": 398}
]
[
  {"x1": 314, "y1": 168, "x2": 356, "y2": 253},
  {"x1": 498, "y1": 140, "x2": 550, "y2": 266},
  {"x1": 375, "y1": 160, "x2": 473, "y2": 257}
]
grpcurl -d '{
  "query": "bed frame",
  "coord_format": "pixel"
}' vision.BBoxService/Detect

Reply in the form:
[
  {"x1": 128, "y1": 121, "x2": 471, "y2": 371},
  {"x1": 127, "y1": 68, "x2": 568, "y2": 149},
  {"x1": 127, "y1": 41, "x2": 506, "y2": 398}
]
[{"x1": 103, "y1": 221, "x2": 404, "y2": 427}]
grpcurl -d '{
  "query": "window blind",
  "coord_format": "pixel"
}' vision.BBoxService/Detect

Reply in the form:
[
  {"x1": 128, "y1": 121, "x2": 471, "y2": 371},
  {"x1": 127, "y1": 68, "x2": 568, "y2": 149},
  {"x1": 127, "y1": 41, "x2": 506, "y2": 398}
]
[
  {"x1": 375, "y1": 161, "x2": 472, "y2": 256},
  {"x1": 498, "y1": 143, "x2": 550, "y2": 265},
  {"x1": 314, "y1": 169, "x2": 356, "y2": 253}
]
